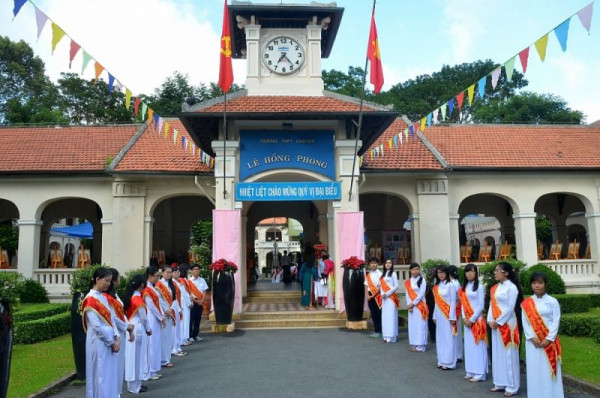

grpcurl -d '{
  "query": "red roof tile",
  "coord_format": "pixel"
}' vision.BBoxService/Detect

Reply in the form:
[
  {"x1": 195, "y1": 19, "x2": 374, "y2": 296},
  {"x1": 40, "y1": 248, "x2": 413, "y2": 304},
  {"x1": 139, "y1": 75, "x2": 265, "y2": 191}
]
[
  {"x1": 361, "y1": 119, "x2": 444, "y2": 171},
  {"x1": 423, "y1": 124, "x2": 600, "y2": 169},
  {"x1": 195, "y1": 95, "x2": 378, "y2": 113},
  {"x1": 114, "y1": 119, "x2": 212, "y2": 174},
  {"x1": 0, "y1": 125, "x2": 138, "y2": 173}
]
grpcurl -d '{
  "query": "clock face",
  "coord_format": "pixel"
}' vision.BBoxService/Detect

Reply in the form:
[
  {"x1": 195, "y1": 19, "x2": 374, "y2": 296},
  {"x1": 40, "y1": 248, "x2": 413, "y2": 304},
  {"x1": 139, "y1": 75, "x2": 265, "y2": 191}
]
[{"x1": 262, "y1": 36, "x2": 305, "y2": 75}]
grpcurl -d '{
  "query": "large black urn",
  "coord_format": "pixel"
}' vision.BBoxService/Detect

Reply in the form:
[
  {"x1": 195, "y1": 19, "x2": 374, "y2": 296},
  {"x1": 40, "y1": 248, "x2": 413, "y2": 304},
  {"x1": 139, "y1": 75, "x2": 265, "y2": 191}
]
[
  {"x1": 71, "y1": 293, "x2": 86, "y2": 380},
  {"x1": 212, "y1": 271, "x2": 234, "y2": 325},
  {"x1": 342, "y1": 267, "x2": 365, "y2": 322}
]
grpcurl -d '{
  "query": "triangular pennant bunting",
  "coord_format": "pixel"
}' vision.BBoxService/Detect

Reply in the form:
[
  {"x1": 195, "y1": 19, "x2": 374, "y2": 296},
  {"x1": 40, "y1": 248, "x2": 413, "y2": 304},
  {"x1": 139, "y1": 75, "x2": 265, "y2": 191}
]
[
  {"x1": 81, "y1": 51, "x2": 92, "y2": 74},
  {"x1": 554, "y1": 18, "x2": 570, "y2": 52},
  {"x1": 13, "y1": 0, "x2": 27, "y2": 18},
  {"x1": 94, "y1": 62, "x2": 104, "y2": 84},
  {"x1": 577, "y1": 2, "x2": 594, "y2": 34},
  {"x1": 140, "y1": 103, "x2": 147, "y2": 121},
  {"x1": 158, "y1": 118, "x2": 164, "y2": 135},
  {"x1": 491, "y1": 67, "x2": 502, "y2": 89},
  {"x1": 447, "y1": 99, "x2": 454, "y2": 118},
  {"x1": 426, "y1": 113, "x2": 432, "y2": 127},
  {"x1": 504, "y1": 57, "x2": 516, "y2": 82},
  {"x1": 51, "y1": 23, "x2": 66, "y2": 54},
  {"x1": 147, "y1": 109, "x2": 154, "y2": 125},
  {"x1": 467, "y1": 85, "x2": 475, "y2": 106},
  {"x1": 477, "y1": 76, "x2": 486, "y2": 98},
  {"x1": 69, "y1": 40, "x2": 81, "y2": 69},
  {"x1": 35, "y1": 7, "x2": 48, "y2": 40},
  {"x1": 519, "y1": 47, "x2": 530, "y2": 73},
  {"x1": 107, "y1": 74, "x2": 115, "y2": 94},
  {"x1": 534, "y1": 34, "x2": 549, "y2": 62},
  {"x1": 456, "y1": 92, "x2": 465, "y2": 111},
  {"x1": 134, "y1": 97, "x2": 141, "y2": 116},
  {"x1": 153, "y1": 113, "x2": 159, "y2": 130},
  {"x1": 432, "y1": 108, "x2": 439, "y2": 124},
  {"x1": 125, "y1": 89, "x2": 132, "y2": 110},
  {"x1": 420, "y1": 117, "x2": 426, "y2": 132},
  {"x1": 440, "y1": 104, "x2": 447, "y2": 120}
]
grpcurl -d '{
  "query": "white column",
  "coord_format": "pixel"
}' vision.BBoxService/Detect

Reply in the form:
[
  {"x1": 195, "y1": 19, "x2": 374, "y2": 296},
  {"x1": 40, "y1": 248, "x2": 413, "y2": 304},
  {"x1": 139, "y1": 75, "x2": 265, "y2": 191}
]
[
  {"x1": 416, "y1": 179, "x2": 452, "y2": 262},
  {"x1": 513, "y1": 212, "x2": 538, "y2": 266},
  {"x1": 17, "y1": 219, "x2": 42, "y2": 279},
  {"x1": 212, "y1": 140, "x2": 238, "y2": 211},
  {"x1": 143, "y1": 216, "x2": 154, "y2": 267},
  {"x1": 410, "y1": 214, "x2": 421, "y2": 263},
  {"x1": 111, "y1": 182, "x2": 147, "y2": 270},
  {"x1": 585, "y1": 213, "x2": 600, "y2": 259},
  {"x1": 100, "y1": 218, "x2": 112, "y2": 266},
  {"x1": 449, "y1": 214, "x2": 460, "y2": 265}
]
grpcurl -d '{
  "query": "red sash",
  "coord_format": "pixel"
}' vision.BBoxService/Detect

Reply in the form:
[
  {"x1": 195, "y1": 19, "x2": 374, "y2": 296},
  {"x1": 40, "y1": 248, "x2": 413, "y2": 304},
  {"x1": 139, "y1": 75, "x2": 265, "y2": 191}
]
[
  {"x1": 380, "y1": 276, "x2": 399, "y2": 309},
  {"x1": 366, "y1": 273, "x2": 382, "y2": 309},
  {"x1": 126, "y1": 295, "x2": 146, "y2": 320},
  {"x1": 81, "y1": 295, "x2": 113, "y2": 332},
  {"x1": 155, "y1": 281, "x2": 173, "y2": 306},
  {"x1": 433, "y1": 284, "x2": 457, "y2": 336},
  {"x1": 521, "y1": 297, "x2": 562, "y2": 378},
  {"x1": 458, "y1": 288, "x2": 487, "y2": 345},
  {"x1": 404, "y1": 279, "x2": 428, "y2": 320},
  {"x1": 143, "y1": 286, "x2": 162, "y2": 315},
  {"x1": 178, "y1": 277, "x2": 191, "y2": 294},
  {"x1": 103, "y1": 293, "x2": 126, "y2": 322},
  {"x1": 188, "y1": 278, "x2": 204, "y2": 301},
  {"x1": 173, "y1": 281, "x2": 181, "y2": 307},
  {"x1": 490, "y1": 284, "x2": 520, "y2": 348}
]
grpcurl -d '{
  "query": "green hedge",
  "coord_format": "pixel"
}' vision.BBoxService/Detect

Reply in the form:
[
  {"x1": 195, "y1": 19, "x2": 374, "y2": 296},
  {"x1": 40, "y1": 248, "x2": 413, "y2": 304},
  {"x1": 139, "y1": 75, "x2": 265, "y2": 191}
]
[
  {"x1": 14, "y1": 311, "x2": 71, "y2": 344},
  {"x1": 555, "y1": 294, "x2": 591, "y2": 314},
  {"x1": 560, "y1": 313, "x2": 600, "y2": 338},
  {"x1": 590, "y1": 294, "x2": 600, "y2": 308},
  {"x1": 13, "y1": 303, "x2": 69, "y2": 323},
  {"x1": 520, "y1": 264, "x2": 566, "y2": 295}
]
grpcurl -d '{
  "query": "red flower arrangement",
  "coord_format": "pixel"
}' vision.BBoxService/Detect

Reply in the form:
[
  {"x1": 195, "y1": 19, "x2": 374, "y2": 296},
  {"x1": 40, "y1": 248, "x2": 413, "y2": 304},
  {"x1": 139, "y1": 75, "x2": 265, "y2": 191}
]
[
  {"x1": 209, "y1": 258, "x2": 239, "y2": 273},
  {"x1": 341, "y1": 256, "x2": 365, "y2": 270}
]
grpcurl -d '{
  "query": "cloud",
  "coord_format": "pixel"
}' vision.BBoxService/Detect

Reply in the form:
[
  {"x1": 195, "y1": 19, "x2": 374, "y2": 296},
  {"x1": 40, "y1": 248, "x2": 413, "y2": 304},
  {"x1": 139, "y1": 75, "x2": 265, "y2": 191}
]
[
  {"x1": 441, "y1": 0, "x2": 489, "y2": 63},
  {"x1": 2, "y1": 0, "x2": 247, "y2": 96}
]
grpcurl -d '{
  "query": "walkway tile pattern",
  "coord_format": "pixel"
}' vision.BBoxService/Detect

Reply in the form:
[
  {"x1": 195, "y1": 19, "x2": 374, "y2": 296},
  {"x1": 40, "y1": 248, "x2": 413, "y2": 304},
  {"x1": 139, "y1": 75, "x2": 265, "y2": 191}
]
[{"x1": 242, "y1": 302, "x2": 334, "y2": 312}]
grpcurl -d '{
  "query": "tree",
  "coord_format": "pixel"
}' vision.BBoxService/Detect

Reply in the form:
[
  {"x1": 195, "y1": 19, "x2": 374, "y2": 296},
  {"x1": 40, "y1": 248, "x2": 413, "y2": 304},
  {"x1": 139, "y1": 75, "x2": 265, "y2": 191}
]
[
  {"x1": 0, "y1": 35, "x2": 65, "y2": 125},
  {"x1": 57, "y1": 73, "x2": 135, "y2": 124},
  {"x1": 471, "y1": 92, "x2": 583, "y2": 124},
  {"x1": 323, "y1": 66, "x2": 369, "y2": 99}
]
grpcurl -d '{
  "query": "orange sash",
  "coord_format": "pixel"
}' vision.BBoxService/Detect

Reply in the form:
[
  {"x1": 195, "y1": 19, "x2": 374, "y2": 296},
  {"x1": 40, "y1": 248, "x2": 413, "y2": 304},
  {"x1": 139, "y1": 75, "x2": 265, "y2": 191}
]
[
  {"x1": 103, "y1": 293, "x2": 126, "y2": 322},
  {"x1": 366, "y1": 273, "x2": 382, "y2": 309},
  {"x1": 173, "y1": 281, "x2": 181, "y2": 307},
  {"x1": 126, "y1": 295, "x2": 146, "y2": 320},
  {"x1": 188, "y1": 278, "x2": 204, "y2": 301},
  {"x1": 380, "y1": 276, "x2": 399, "y2": 309},
  {"x1": 404, "y1": 279, "x2": 428, "y2": 320},
  {"x1": 178, "y1": 277, "x2": 191, "y2": 294},
  {"x1": 81, "y1": 295, "x2": 113, "y2": 332},
  {"x1": 458, "y1": 288, "x2": 487, "y2": 345},
  {"x1": 143, "y1": 286, "x2": 162, "y2": 315},
  {"x1": 155, "y1": 281, "x2": 173, "y2": 306},
  {"x1": 433, "y1": 284, "x2": 457, "y2": 335},
  {"x1": 490, "y1": 284, "x2": 520, "y2": 348},
  {"x1": 521, "y1": 297, "x2": 562, "y2": 378}
]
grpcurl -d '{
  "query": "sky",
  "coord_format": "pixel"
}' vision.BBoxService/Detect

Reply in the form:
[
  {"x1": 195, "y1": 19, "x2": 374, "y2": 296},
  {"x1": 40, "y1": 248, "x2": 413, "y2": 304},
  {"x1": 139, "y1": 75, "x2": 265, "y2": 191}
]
[{"x1": 1, "y1": 0, "x2": 599, "y2": 123}]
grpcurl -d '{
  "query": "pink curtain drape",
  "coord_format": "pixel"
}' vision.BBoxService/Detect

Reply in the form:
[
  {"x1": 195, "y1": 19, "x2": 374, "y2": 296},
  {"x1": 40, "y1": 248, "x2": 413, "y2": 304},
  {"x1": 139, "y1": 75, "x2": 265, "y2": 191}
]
[
  {"x1": 336, "y1": 211, "x2": 365, "y2": 313},
  {"x1": 212, "y1": 209, "x2": 242, "y2": 314}
]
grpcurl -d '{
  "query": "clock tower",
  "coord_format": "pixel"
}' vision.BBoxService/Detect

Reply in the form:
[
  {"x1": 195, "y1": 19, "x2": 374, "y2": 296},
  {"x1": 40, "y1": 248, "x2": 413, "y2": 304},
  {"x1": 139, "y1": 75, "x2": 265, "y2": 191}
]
[{"x1": 228, "y1": 2, "x2": 344, "y2": 96}]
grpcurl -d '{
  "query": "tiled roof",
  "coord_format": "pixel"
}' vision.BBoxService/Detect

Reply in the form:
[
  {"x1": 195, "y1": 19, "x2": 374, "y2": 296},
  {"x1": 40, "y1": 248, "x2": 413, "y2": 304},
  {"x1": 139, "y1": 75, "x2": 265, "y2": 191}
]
[
  {"x1": 422, "y1": 124, "x2": 600, "y2": 169},
  {"x1": 361, "y1": 118, "x2": 444, "y2": 171},
  {"x1": 114, "y1": 119, "x2": 212, "y2": 174},
  {"x1": 194, "y1": 95, "x2": 379, "y2": 113},
  {"x1": 258, "y1": 217, "x2": 287, "y2": 225},
  {"x1": 0, "y1": 125, "x2": 139, "y2": 173}
]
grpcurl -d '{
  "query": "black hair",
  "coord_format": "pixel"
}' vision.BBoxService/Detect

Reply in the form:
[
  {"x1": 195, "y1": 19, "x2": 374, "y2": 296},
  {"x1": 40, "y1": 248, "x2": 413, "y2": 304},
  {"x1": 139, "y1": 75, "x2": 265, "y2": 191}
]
[
  {"x1": 496, "y1": 261, "x2": 524, "y2": 311},
  {"x1": 448, "y1": 265, "x2": 459, "y2": 280},
  {"x1": 123, "y1": 274, "x2": 147, "y2": 312},
  {"x1": 172, "y1": 265, "x2": 180, "y2": 273},
  {"x1": 322, "y1": 254, "x2": 329, "y2": 260},
  {"x1": 381, "y1": 259, "x2": 394, "y2": 279},
  {"x1": 368, "y1": 256, "x2": 379, "y2": 264},
  {"x1": 434, "y1": 265, "x2": 449, "y2": 285},
  {"x1": 190, "y1": 263, "x2": 200, "y2": 270},
  {"x1": 530, "y1": 271, "x2": 548, "y2": 285},
  {"x1": 409, "y1": 263, "x2": 423, "y2": 288},
  {"x1": 461, "y1": 263, "x2": 479, "y2": 292},
  {"x1": 106, "y1": 268, "x2": 120, "y2": 298},
  {"x1": 178, "y1": 264, "x2": 189, "y2": 279},
  {"x1": 90, "y1": 267, "x2": 112, "y2": 290},
  {"x1": 160, "y1": 264, "x2": 176, "y2": 298},
  {"x1": 146, "y1": 265, "x2": 159, "y2": 279}
]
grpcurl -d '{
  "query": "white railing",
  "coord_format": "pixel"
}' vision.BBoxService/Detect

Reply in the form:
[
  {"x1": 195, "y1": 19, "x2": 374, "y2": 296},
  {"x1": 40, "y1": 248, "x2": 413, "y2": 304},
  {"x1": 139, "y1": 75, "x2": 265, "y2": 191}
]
[
  {"x1": 540, "y1": 259, "x2": 597, "y2": 279},
  {"x1": 254, "y1": 241, "x2": 301, "y2": 249},
  {"x1": 33, "y1": 269, "x2": 76, "y2": 297}
]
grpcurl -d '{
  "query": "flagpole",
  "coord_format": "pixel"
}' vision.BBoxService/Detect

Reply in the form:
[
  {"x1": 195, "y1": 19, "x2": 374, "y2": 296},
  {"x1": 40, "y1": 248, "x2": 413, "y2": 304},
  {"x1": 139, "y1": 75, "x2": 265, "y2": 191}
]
[
  {"x1": 348, "y1": 0, "x2": 377, "y2": 202},
  {"x1": 223, "y1": 91, "x2": 228, "y2": 199}
]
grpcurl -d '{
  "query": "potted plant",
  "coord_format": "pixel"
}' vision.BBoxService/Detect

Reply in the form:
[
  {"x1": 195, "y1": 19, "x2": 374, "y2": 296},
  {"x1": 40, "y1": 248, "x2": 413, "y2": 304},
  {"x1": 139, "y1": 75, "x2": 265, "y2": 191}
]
[
  {"x1": 69, "y1": 264, "x2": 107, "y2": 380},
  {"x1": 0, "y1": 271, "x2": 22, "y2": 397},
  {"x1": 210, "y1": 259, "x2": 238, "y2": 326},
  {"x1": 341, "y1": 256, "x2": 365, "y2": 322}
]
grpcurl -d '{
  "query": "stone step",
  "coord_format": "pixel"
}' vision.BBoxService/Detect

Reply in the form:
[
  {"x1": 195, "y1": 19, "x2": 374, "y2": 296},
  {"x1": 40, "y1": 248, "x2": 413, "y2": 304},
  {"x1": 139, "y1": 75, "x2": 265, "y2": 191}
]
[
  {"x1": 244, "y1": 296, "x2": 302, "y2": 303},
  {"x1": 240, "y1": 310, "x2": 342, "y2": 320},
  {"x1": 236, "y1": 317, "x2": 347, "y2": 330},
  {"x1": 247, "y1": 290, "x2": 302, "y2": 298}
]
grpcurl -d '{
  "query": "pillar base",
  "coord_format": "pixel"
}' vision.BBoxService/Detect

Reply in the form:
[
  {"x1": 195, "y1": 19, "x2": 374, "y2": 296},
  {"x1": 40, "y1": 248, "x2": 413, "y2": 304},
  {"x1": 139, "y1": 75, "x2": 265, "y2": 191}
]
[
  {"x1": 212, "y1": 322, "x2": 236, "y2": 333},
  {"x1": 346, "y1": 320, "x2": 367, "y2": 330}
]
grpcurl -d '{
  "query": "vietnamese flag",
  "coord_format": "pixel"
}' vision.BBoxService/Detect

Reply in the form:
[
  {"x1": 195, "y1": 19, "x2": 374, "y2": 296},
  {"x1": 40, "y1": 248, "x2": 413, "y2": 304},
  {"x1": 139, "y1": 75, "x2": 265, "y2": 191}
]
[
  {"x1": 218, "y1": 0, "x2": 234, "y2": 93},
  {"x1": 367, "y1": 9, "x2": 384, "y2": 94}
]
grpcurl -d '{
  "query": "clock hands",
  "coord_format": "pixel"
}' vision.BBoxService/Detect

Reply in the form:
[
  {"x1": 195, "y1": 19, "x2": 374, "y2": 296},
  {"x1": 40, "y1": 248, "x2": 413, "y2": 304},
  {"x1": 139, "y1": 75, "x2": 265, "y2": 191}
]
[{"x1": 277, "y1": 52, "x2": 292, "y2": 65}]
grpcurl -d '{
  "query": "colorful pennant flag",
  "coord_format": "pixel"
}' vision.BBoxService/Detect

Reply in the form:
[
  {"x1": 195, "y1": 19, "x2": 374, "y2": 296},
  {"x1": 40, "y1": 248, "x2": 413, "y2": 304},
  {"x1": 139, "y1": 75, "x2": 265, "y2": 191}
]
[
  {"x1": 218, "y1": 0, "x2": 234, "y2": 93},
  {"x1": 577, "y1": 2, "x2": 594, "y2": 34},
  {"x1": 440, "y1": 104, "x2": 447, "y2": 121},
  {"x1": 13, "y1": 0, "x2": 27, "y2": 18},
  {"x1": 125, "y1": 89, "x2": 132, "y2": 110},
  {"x1": 153, "y1": 114, "x2": 159, "y2": 131},
  {"x1": 134, "y1": 97, "x2": 141, "y2": 117},
  {"x1": 504, "y1": 57, "x2": 516, "y2": 81},
  {"x1": 420, "y1": 117, "x2": 426, "y2": 132},
  {"x1": 94, "y1": 62, "x2": 104, "y2": 84},
  {"x1": 35, "y1": 6, "x2": 48, "y2": 40},
  {"x1": 491, "y1": 67, "x2": 502, "y2": 89},
  {"x1": 534, "y1": 34, "x2": 549, "y2": 62},
  {"x1": 69, "y1": 40, "x2": 81, "y2": 69},
  {"x1": 81, "y1": 51, "x2": 92, "y2": 75},
  {"x1": 554, "y1": 19, "x2": 570, "y2": 52},
  {"x1": 147, "y1": 109, "x2": 154, "y2": 126},
  {"x1": 107, "y1": 74, "x2": 115, "y2": 94},
  {"x1": 467, "y1": 84, "x2": 475, "y2": 106},
  {"x1": 51, "y1": 23, "x2": 66, "y2": 54},
  {"x1": 519, "y1": 47, "x2": 530, "y2": 73},
  {"x1": 367, "y1": 8, "x2": 384, "y2": 94},
  {"x1": 447, "y1": 99, "x2": 454, "y2": 118},
  {"x1": 456, "y1": 92, "x2": 465, "y2": 111},
  {"x1": 477, "y1": 76, "x2": 486, "y2": 98},
  {"x1": 140, "y1": 103, "x2": 147, "y2": 121},
  {"x1": 426, "y1": 113, "x2": 432, "y2": 127},
  {"x1": 432, "y1": 108, "x2": 439, "y2": 124}
]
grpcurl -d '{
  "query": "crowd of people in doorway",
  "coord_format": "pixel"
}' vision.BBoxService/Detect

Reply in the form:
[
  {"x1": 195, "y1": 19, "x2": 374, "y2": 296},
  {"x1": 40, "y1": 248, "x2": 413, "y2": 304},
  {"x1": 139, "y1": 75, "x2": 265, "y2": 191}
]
[
  {"x1": 82, "y1": 262, "x2": 208, "y2": 397},
  {"x1": 298, "y1": 251, "x2": 335, "y2": 309},
  {"x1": 365, "y1": 258, "x2": 564, "y2": 398}
]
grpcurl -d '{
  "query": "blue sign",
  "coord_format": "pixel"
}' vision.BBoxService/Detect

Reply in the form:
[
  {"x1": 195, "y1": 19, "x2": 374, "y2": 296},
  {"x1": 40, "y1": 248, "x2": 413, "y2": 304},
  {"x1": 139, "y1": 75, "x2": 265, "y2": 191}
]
[
  {"x1": 235, "y1": 181, "x2": 342, "y2": 201},
  {"x1": 239, "y1": 130, "x2": 335, "y2": 181}
]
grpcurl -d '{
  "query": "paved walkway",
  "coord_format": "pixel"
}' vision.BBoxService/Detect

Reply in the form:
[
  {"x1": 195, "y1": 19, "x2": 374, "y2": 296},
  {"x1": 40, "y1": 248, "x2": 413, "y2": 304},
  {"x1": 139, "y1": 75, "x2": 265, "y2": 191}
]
[{"x1": 51, "y1": 328, "x2": 592, "y2": 398}]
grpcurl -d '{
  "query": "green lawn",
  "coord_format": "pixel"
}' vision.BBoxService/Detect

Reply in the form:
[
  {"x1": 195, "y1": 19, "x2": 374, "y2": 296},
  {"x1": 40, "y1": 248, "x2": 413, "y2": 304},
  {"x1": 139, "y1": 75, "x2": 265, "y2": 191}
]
[
  {"x1": 560, "y1": 335, "x2": 600, "y2": 385},
  {"x1": 8, "y1": 333, "x2": 74, "y2": 398}
]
